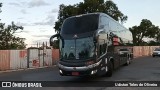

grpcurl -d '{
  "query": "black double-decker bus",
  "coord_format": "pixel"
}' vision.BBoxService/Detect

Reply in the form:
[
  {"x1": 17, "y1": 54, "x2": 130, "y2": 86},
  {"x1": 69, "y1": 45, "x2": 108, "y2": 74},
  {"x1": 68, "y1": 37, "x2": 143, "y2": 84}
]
[{"x1": 50, "y1": 13, "x2": 133, "y2": 77}]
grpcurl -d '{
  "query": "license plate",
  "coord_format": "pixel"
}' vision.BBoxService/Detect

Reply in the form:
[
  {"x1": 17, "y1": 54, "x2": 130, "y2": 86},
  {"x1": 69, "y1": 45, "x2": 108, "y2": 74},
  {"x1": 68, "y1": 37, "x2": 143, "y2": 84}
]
[{"x1": 72, "y1": 72, "x2": 79, "y2": 76}]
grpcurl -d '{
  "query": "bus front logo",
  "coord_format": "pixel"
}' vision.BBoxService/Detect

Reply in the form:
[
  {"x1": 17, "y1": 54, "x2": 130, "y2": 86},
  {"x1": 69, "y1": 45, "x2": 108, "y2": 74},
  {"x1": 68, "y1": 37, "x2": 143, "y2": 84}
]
[{"x1": 74, "y1": 34, "x2": 78, "y2": 38}]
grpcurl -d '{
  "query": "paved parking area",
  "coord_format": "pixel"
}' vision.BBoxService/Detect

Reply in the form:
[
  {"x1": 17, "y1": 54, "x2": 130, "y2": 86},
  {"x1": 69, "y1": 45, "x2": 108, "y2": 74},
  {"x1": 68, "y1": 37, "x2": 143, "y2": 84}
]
[{"x1": 0, "y1": 56, "x2": 160, "y2": 90}]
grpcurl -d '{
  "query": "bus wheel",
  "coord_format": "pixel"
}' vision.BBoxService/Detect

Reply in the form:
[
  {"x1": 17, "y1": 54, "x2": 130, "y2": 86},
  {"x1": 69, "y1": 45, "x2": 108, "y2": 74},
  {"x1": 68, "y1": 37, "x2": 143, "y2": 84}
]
[{"x1": 106, "y1": 61, "x2": 113, "y2": 77}]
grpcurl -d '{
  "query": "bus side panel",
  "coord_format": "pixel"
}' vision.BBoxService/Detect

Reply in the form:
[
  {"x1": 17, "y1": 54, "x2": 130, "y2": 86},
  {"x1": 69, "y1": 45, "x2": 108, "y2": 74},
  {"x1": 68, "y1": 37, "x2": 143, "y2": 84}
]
[{"x1": 107, "y1": 52, "x2": 120, "y2": 69}]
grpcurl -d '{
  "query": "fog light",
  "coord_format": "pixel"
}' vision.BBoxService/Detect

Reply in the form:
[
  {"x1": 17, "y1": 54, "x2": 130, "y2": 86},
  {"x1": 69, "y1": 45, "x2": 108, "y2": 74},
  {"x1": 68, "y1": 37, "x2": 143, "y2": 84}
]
[
  {"x1": 91, "y1": 70, "x2": 97, "y2": 75},
  {"x1": 91, "y1": 71, "x2": 94, "y2": 75},
  {"x1": 59, "y1": 70, "x2": 63, "y2": 74}
]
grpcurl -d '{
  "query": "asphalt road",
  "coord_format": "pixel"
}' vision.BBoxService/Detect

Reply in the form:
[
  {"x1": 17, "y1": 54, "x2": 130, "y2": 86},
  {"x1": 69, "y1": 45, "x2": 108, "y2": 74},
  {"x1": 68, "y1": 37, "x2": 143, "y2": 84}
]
[{"x1": 0, "y1": 56, "x2": 160, "y2": 90}]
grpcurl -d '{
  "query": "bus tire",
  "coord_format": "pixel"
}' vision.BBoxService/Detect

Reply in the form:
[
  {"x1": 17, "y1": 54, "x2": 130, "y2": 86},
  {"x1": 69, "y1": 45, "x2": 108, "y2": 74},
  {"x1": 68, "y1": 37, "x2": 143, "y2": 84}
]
[{"x1": 106, "y1": 61, "x2": 113, "y2": 77}]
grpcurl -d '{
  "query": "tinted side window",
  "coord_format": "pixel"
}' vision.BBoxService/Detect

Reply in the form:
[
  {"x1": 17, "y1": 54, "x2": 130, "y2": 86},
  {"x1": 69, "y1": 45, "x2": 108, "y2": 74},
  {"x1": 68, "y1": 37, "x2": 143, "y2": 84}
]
[{"x1": 100, "y1": 16, "x2": 109, "y2": 30}]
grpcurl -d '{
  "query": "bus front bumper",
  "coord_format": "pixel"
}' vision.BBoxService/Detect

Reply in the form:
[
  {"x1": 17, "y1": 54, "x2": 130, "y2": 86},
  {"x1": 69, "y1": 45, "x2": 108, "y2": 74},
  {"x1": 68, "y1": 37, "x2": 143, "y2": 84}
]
[{"x1": 58, "y1": 60, "x2": 102, "y2": 76}]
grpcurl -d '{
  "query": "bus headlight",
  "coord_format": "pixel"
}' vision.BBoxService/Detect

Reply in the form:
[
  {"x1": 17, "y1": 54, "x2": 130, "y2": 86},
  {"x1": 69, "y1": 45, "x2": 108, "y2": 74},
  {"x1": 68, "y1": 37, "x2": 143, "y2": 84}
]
[
  {"x1": 87, "y1": 60, "x2": 102, "y2": 69},
  {"x1": 59, "y1": 70, "x2": 63, "y2": 74},
  {"x1": 85, "y1": 61, "x2": 94, "y2": 66},
  {"x1": 91, "y1": 70, "x2": 97, "y2": 75},
  {"x1": 91, "y1": 71, "x2": 94, "y2": 75}
]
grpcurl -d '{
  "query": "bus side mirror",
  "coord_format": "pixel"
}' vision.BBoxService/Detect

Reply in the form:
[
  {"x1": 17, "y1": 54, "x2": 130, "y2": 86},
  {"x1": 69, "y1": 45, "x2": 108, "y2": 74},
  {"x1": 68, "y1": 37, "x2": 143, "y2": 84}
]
[{"x1": 49, "y1": 33, "x2": 60, "y2": 46}]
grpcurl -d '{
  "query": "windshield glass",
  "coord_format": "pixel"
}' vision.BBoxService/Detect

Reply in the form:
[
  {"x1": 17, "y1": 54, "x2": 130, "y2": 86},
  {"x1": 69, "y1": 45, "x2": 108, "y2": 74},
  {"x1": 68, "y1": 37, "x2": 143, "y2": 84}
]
[
  {"x1": 60, "y1": 37, "x2": 95, "y2": 60},
  {"x1": 61, "y1": 14, "x2": 99, "y2": 34}
]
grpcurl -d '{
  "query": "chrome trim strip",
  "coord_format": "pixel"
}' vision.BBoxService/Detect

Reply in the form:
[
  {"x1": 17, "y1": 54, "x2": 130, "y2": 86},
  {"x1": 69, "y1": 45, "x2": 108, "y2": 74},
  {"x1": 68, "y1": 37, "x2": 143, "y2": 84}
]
[{"x1": 58, "y1": 60, "x2": 102, "y2": 71}]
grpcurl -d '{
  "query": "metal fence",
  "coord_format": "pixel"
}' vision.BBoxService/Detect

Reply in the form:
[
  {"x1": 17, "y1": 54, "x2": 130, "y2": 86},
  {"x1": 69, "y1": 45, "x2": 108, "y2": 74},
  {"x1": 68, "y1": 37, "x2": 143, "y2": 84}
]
[
  {"x1": 133, "y1": 46, "x2": 160, "y2": 58},
  {"x1": 0, "y1": 50, "x2": 10, "y2": 71},
  {"x1": 0, "y1": 49, "x2": 59, "y2": 71},
  {"x1": 0, "y1": 46, "x2": 157, "y2": 71},
  {"x1": 113, "y1": 46, "x2": 158, "y2": 58}
]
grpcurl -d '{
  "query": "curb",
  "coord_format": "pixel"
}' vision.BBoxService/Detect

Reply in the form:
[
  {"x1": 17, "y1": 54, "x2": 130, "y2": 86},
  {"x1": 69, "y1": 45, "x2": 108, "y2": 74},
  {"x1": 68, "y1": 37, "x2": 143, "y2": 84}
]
[{"x1": 0, "y1": 65, "x2": 56, "y2": 74}]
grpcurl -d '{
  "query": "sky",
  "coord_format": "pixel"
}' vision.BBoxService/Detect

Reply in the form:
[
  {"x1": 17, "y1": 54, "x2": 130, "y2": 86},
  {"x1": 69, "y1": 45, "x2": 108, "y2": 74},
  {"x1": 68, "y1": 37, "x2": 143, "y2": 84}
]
[{"x1": 1, "y1": 0, "x2": 160, "y2": 47}]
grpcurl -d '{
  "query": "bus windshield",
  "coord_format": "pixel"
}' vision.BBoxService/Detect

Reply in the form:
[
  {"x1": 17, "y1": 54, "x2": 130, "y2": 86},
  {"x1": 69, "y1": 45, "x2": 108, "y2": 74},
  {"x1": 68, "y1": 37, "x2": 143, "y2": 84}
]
[
  {"x1": 60, "y1": 37, "x2": 95, "y2": 60},
  {"x1": 61, "y1": 14, "x2": 99, "y2": 34}
]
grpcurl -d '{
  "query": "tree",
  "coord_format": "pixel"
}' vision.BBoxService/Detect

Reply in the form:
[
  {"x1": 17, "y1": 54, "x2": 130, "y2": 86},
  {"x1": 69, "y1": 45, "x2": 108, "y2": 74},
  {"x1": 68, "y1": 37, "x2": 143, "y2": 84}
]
[
  {"x1": 54, "y1": 0, "x2": 128, "y2": 33},
  {"x1": 148, "y1": 40, "x2": 160, "y2": 46},
  {"x1": 53, "y1": 0, "x2": 128, "y2": 48},
  {"x1": 0, "y1": 3, "x2": 2, "y2": 13},
  {"x1": 0, "y1": 3, "x2": 26, "y2": 49},
  {"x1": 0, "y1": 22, "x2": 26, "y2": 49},
  {"x1": 129, "y1": 19, "x2": 160, "y2": 46}
]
